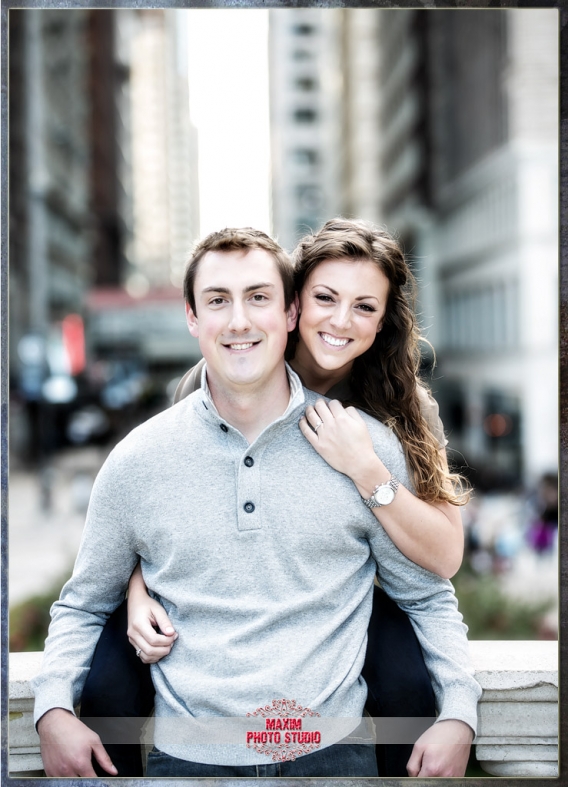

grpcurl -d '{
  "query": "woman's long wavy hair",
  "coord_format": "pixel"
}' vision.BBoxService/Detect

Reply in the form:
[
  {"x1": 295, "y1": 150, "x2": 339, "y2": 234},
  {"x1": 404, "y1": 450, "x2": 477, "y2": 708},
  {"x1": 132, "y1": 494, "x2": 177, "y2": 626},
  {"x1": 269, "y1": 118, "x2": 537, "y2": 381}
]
[{"x1": 289, "y1": 218, "x2": 469, "y2": 505}]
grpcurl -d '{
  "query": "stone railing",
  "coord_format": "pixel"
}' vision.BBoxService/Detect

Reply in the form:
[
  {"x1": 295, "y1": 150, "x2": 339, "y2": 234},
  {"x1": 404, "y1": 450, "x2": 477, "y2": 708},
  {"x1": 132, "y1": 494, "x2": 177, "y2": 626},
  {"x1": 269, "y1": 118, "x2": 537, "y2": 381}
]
[
  {"x1": 469, "y1": 640, "x2": 558, "y2": 777},
  {"x1": 8, "y1": 641, "x2": 558, "y2": 777}
]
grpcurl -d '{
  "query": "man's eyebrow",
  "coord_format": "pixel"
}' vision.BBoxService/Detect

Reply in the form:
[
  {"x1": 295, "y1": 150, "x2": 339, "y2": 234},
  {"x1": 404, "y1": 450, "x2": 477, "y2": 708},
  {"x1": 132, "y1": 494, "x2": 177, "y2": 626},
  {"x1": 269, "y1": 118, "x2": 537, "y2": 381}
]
[
  {"x1": 201, "y1": 283, "x2": 275, "y2": 295},
  {"x1": 244, "y1": 282, "x2": 275, "y2": 293},
  {"x1": 202, "y1": 286, "x2": 230, "y2": 295}
]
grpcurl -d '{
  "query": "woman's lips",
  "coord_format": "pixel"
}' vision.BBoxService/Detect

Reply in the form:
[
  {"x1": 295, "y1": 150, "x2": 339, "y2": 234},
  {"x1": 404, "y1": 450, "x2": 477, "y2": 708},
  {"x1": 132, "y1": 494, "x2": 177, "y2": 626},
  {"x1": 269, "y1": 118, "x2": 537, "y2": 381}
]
[{"x1": 319, "y1": 332, "x2": 351, "y2": 348}]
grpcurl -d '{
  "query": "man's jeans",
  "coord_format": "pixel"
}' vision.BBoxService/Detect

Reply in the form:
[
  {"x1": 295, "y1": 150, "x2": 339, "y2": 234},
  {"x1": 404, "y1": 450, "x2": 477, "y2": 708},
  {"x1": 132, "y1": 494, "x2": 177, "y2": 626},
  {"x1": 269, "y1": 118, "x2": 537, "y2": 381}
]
[{"x1": 146, "y1": 742, "x2": 378, "y2": 777}]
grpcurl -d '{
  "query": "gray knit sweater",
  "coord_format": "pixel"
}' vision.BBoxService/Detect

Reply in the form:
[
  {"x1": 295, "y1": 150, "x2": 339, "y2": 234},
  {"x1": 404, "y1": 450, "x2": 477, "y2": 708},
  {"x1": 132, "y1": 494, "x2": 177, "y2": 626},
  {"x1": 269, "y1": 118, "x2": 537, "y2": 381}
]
[{"x1": 32, "y1": 366, "x2": 480, "y2": 765}]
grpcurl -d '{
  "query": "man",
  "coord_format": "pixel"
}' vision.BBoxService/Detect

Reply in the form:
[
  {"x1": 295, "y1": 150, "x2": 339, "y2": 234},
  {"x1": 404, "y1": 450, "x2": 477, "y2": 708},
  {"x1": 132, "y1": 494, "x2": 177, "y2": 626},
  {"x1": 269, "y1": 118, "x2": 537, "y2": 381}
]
[{"x1": 33, "y1": 228, "x2": 480, "y2": 778}]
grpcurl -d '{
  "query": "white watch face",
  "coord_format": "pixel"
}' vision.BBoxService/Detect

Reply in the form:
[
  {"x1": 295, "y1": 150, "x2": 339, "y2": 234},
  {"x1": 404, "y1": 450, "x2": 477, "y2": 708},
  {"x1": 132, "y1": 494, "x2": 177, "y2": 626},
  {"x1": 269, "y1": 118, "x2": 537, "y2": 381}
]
[{"x1": 374, "y1": 484, "x2": 395, "y2": 506}]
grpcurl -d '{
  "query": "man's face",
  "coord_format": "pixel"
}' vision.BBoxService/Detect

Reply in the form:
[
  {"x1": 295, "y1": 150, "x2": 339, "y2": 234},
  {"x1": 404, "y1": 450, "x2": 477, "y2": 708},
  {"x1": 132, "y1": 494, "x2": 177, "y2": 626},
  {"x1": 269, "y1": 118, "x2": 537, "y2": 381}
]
[{"x1": 186, "y1": 248, "x2": 298, "y2": 394}]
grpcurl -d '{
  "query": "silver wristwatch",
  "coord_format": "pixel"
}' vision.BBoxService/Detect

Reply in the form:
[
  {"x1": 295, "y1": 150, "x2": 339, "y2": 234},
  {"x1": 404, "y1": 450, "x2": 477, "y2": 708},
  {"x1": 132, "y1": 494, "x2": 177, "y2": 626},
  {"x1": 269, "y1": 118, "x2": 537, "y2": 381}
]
[{"x1": 361, "y1": 475, "x2": 400, "y2": 509}]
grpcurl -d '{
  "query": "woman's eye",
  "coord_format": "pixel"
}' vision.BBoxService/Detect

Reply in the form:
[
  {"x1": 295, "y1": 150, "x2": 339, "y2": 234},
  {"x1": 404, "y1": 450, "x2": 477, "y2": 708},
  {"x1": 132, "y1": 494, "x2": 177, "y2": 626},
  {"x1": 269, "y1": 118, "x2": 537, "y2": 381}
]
[
  {"x1": 315, "y1": 294, "x2": 333, "y2": 303},
  {"x1": 357, "y1": 303, "x2": 376, "y2": 313}
]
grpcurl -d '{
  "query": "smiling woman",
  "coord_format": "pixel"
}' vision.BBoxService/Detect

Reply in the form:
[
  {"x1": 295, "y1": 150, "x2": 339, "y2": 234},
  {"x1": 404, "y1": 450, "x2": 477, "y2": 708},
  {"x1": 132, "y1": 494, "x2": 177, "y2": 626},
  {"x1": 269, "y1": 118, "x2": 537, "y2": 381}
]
[{"x1": 291, "y1": 259, "x2": 390, "y2": 394}]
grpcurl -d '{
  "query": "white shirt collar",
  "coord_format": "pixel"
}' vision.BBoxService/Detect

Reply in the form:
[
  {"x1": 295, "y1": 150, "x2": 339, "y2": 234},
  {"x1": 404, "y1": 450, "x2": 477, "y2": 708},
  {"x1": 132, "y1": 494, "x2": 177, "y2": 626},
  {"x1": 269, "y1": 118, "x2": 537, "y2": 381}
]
[{"x1": 199, "y1": 361, "x2": 304, "y2": 421}]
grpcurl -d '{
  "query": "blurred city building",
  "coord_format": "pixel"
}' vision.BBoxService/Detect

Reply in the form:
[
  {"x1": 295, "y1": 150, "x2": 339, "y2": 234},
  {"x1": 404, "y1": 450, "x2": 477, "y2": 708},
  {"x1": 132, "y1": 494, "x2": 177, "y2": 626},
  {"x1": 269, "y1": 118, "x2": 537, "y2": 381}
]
[
  {"x1": 269, "y1": 8, "x2": 384, "y2": 252},
  {"x1": 118, "y1": 9, "x2": 199, "y2": 294},
  {"x1": 89, "y1": 9, "x2": 200, "y2": 373},
  {"x1": 8, "y1": 8, "x2": 558, "y2": 489},
  {"x1": 9, "y1": 9, "x2": 113, "y2": 462},
  {"x1": 340, "y1": 10, "x2": 383, "y2": 224},
  {"x1": 8, "y1": 9, "x2": 200, "y2": 464},
  {"x1": 9, "y1": 10, "x2": 96, "y2": 375},
  {"x1": 269, "y1": 8, "x2": 558, "y2": 489},
  {"x1": 375, "y1": 9, "x2": 558, "y2": 490},
  {"x1": 269, "y1": 9, "x2": 344, "y2": 252}
]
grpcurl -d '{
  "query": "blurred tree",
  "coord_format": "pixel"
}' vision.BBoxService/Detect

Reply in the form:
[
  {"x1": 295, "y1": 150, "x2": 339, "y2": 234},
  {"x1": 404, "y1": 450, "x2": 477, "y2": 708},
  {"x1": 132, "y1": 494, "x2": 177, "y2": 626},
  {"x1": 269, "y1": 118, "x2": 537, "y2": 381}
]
[
  {"x1": 9, "y1": 574, "x2": 71, "y2": 652},
  {"x1": 454, "y1": 566, "x2": 551, "y2": 640}
]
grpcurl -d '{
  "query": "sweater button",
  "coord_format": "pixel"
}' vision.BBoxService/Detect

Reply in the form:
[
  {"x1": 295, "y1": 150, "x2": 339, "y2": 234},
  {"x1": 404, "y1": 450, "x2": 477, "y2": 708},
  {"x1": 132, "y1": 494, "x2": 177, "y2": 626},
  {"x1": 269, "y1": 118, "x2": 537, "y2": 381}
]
[
  {"x1": 244, "y1": 501, "x2": 255, "y2": 513},
  {"x1": 220, "y1": 424, "x2": 228, "y2": 432},
  {"x1": 244, "y1": 456, "x2": 254, "y2": 467}
]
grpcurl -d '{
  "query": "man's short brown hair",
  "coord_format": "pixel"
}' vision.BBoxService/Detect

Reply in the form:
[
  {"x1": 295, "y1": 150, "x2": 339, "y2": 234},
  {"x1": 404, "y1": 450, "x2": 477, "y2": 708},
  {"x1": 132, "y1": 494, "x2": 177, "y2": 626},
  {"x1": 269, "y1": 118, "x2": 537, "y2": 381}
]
[{"x1": 184, "y1": 228, "x2": 295, "y2": 313}]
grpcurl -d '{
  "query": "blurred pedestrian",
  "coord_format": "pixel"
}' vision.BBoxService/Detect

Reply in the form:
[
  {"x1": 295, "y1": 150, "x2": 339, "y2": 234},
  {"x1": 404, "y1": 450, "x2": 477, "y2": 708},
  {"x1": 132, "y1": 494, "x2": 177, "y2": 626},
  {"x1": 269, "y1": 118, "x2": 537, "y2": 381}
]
[{"x1": 527, "y1": 473, "x2": 558, "y2": 555}]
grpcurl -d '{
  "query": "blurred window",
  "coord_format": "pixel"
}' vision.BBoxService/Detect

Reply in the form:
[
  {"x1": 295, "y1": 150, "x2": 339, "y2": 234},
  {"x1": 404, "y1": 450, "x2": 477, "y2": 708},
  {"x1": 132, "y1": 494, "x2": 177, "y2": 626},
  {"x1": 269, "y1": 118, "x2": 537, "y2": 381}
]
[
  {"x1": 295, "y1": 76, "x2": 317, "y2": 91},
  {"x1": 432, "y1": 11, "x2": 508, "y2": 181},
  {"x1": 292, "y1": 49, "x2": 313, "y2": 61},
  {"x1": 296, "y1": 184, "x2": 323, "y2": 212},
  {"x1": 293, "y1": 149, "x2": 319, "y2": 166},
  {"x1": 293, "y1": 24, "x2": 316, "y2": 35},
  {"x1": 443, "y1": 280, "x2": 518, "y2": 351},
  {"x1": 293, "y1": 108, "x2": 317, "y2": 123}
]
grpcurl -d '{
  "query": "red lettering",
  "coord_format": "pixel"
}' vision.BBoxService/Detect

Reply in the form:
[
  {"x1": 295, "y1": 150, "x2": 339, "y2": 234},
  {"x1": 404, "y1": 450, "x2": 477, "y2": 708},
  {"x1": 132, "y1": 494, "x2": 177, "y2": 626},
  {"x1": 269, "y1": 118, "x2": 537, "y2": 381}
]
[{"x1": 249, "y1": 721, "x2": 319, "y2": 748}]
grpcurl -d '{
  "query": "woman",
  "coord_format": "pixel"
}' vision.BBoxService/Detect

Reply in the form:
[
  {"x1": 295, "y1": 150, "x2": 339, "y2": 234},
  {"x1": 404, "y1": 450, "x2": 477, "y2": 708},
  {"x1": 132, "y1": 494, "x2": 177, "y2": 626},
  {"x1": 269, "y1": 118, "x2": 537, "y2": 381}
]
[{"x1": 81, "y1": 218, "x2": 469, "y2": 777}]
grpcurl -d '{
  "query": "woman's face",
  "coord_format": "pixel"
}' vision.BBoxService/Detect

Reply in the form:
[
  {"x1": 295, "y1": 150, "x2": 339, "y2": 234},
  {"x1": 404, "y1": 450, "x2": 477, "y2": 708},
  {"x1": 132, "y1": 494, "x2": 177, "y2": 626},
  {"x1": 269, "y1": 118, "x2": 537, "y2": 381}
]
[{"x1": 297, "y1": 258, "x2": 389, "y2": 379}]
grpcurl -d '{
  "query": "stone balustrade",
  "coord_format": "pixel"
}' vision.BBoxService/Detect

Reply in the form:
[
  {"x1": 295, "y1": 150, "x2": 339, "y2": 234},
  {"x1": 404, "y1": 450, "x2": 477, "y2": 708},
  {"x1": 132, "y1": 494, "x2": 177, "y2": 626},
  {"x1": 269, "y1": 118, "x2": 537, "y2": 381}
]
[
  {"x1": 469, "y1": 640, "x2": 558, "y2": 777},
  {"x1": 8, "y1": 640, "x2": 558, "y2": 777}
]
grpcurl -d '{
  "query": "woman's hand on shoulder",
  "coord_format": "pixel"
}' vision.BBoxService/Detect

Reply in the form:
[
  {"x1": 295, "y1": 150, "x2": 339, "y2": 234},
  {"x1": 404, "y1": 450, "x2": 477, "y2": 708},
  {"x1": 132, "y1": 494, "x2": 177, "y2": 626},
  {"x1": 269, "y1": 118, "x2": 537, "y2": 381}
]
[
  {"x1": 299, "y1": 399, "x2": 376, "y2": 478},
  {"x1": 127, "y1": 564, "x2": 177, "y2": 664},
  {"x1": 300, "y1": 402, "x2": 464, "y2": 579}
]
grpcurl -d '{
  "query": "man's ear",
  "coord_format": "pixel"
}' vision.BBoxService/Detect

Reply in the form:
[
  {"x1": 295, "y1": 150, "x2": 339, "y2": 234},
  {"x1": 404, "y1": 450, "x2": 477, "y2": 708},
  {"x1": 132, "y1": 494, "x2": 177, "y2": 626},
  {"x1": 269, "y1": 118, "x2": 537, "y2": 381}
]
[
  {"x1": 286, "y1": 293, "x2": 300, "y2": 332},
  {"x1": 185, "y1": 302, "x2": 199, "y2": 338}
]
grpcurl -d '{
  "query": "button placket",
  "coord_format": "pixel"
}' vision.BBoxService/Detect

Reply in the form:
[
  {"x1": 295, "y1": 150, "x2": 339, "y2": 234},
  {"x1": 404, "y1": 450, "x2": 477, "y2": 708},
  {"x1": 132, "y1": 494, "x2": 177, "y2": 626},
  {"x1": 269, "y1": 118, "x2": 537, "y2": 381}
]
[{"x1": 237, "y1": 450, "x2": 261, "y2": 531}]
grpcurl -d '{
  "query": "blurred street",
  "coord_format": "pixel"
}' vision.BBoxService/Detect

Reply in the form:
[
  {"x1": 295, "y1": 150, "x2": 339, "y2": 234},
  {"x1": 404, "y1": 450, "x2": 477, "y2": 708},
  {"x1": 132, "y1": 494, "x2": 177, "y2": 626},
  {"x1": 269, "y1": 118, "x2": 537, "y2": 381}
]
[
  {"x1": 462, "y1": 493, "x2": 558, "y2": 634},
  {"x1": 9, "y1": 447, "x2": 109, "y2": 605}
]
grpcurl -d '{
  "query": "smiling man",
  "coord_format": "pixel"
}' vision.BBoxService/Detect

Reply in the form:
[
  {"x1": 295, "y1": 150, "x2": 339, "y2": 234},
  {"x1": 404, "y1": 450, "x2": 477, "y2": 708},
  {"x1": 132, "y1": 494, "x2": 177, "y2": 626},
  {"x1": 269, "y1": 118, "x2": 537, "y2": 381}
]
[
  {"x1": 33, "y1": 228, "x2": 480, "y2": 778},
  {"x1": 183, "y1": 241, "x2": 297, "y2": 442}
]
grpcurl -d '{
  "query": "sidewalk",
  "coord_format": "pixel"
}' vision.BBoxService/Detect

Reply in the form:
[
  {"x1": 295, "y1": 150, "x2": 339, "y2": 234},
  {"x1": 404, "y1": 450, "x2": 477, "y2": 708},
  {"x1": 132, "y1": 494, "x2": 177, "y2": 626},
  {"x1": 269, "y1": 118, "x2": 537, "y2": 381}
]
[{"x1": 8, "y1": 446, "x2": 109, "y2": 606}]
